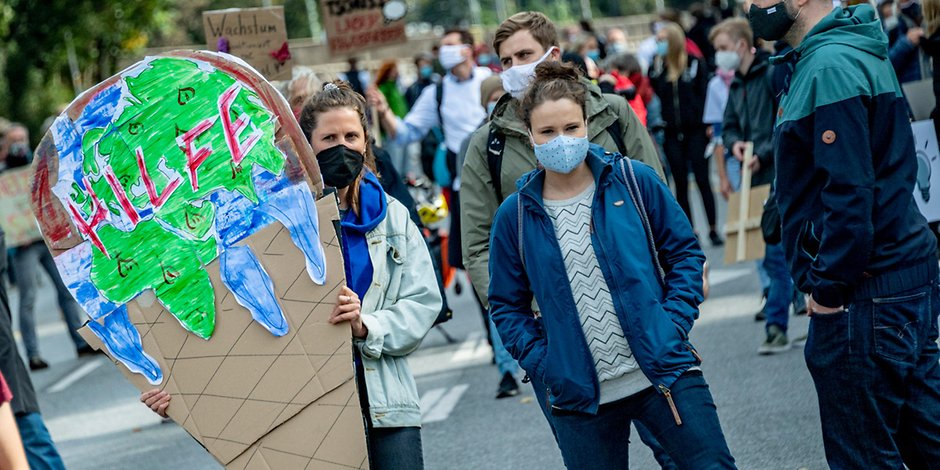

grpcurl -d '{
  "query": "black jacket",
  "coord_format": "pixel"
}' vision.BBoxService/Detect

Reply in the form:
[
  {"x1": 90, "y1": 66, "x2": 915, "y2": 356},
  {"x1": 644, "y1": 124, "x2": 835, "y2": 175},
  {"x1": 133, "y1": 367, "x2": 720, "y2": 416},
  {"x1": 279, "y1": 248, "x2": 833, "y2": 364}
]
[
  {"x1": 649, "y1": 55, "x2": 709, "y2": 133},
  {"x1": 0, "y1": 229, "x2": 40, "y2": 417},
  {"x1": 722, "y1": 51, "x2": 777, "y2": 187}
]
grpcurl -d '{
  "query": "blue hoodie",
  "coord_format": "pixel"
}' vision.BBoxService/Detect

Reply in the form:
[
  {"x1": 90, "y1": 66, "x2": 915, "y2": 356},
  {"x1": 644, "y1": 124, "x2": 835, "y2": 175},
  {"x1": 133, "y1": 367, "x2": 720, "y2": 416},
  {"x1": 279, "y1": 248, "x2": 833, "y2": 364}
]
[
  {"x1": 341, "y1": 172, "x2": 388, "y2": 300},
  {"x1": 773, "y1": 5, "x2": 936, "y2": 308},
  {"x1": 488, "y1": 145, "x2": 705, "y2": 414}
]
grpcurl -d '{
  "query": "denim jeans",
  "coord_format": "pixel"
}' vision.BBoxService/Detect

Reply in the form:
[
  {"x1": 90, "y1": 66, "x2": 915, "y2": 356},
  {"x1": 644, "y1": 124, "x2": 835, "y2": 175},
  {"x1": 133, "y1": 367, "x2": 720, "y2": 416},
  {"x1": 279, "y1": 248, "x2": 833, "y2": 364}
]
[
  {"x1": 488, "y1": 316, "x2": 519, "y2": 377},
  {"x1": 367, "y1": 426, "x2": 423, "y2": 470},
  {"x1": 15, "y1": 412, "x2": 66, "y2": 470},
  {"x1": 13, "y1": 241, "x2": 88, "y2": 358},
  {"x1": 804, "y1": 278, "x2": 940, "y2": 469},
  {"x1": 763, "y1": 243, "x2": 793, "y2": 333},
  {"x1": 550, "y1": 371, "x2": 736, "y2": 469}
]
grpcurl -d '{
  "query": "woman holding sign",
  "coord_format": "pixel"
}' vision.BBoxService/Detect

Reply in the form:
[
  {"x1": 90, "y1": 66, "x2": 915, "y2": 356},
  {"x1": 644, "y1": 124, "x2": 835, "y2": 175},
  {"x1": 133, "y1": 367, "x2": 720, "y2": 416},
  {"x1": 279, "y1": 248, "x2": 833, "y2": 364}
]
[{"x1": 143, "y1": 81, "x2": 440, "y2": 470}]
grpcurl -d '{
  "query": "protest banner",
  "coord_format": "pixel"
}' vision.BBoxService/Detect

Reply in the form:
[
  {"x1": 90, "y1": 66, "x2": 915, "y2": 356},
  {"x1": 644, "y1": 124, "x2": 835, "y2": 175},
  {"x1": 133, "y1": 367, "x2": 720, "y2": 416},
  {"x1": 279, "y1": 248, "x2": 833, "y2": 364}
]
[
  {"x1": 204, "y1": 7, "x2": 293, "y2": 81},
  {"x1": 0, "y1": 167, "x2": 43, "y2": 247},
  {"x1": 911, "y1": 119, "x2": 940, "y2": 223},
  {"x1": 321, "y1": 0, "x2": 409, "y2": 56},
  {"x1": 31, "y1": 50, "x2": 367, "y2": 469}
]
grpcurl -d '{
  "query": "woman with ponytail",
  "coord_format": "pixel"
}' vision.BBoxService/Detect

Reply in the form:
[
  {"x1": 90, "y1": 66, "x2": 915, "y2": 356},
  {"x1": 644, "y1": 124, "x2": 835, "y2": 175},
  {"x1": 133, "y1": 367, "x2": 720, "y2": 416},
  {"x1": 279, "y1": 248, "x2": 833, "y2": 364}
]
[{"x1": 487, "y1": 61, "x2": 736, "y2": 469}]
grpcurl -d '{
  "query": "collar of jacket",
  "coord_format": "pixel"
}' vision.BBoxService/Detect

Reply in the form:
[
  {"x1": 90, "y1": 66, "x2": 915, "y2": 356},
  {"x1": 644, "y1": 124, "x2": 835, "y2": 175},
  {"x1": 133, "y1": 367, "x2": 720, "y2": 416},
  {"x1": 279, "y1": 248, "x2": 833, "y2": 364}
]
[
  {"x1": 771, "y1": 4, "x2": 884, "y2": 66},
  {"x1": 735, "y1": 50, "x2": 771, "y2": 83},
  {"x1": 490, "y1": 78, "x2": 619, "y2": 143},
  {"x1": 515, "y1": 144, "x2": 615, "y2": 211}
]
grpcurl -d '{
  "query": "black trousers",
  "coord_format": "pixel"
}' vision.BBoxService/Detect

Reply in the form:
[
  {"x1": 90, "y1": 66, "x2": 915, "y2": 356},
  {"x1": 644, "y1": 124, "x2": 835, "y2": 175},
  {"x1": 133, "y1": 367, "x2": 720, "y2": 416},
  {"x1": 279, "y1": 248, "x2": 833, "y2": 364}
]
[{"x1": 663, "y1": 128, "x2": 717, "y2": 228}]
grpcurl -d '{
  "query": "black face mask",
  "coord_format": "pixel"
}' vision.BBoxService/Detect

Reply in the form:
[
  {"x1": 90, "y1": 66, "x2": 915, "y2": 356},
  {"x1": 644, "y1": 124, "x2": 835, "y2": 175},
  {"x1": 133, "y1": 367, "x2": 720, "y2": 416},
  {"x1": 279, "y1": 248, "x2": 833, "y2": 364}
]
[
  {"x1": 749, "y1": 1, "x2": 799, "y2": 42},
  {"x1": 316, "y1": 144, "x2": 365, "y2": 189}
]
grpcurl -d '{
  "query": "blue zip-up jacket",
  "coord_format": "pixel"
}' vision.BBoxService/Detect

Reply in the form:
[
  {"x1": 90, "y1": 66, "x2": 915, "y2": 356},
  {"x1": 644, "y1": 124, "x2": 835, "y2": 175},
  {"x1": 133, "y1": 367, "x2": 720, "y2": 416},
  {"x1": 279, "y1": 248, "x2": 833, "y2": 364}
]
[
  {"x1": 773, "y1": 5, "x2": 936, "y2": 308},
  {"x1": 487, "y1": 145, "x2": 705, "y2": 414}
]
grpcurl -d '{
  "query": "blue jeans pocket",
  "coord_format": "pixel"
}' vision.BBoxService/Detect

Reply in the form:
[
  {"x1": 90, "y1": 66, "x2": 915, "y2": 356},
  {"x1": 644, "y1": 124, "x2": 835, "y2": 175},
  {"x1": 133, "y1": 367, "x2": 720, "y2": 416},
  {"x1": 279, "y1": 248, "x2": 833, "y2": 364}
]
[
  {"x1": 872, "y1": 290, "x2": 925, "y2": 364},
  {"x1": 805, "y1": 308, "x2": 849, "y2": 372}
]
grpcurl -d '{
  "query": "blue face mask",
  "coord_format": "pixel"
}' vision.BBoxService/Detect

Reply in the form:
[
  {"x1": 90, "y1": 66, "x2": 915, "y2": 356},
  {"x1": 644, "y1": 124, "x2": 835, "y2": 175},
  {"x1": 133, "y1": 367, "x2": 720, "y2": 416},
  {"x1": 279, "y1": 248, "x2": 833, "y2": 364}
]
[
  {"x1": 531, "y1": 132, "x2": 590, "y2": 174},
  {"x1": 420, "y1": 65, "x2": 433, "y2": 79},
  {"x1": 487, "y1": 102, "x2": 497, "y2": 115},
  {"x1": 656, "y1": 40, "x2": 669, "y2": 57},
  {"x1": 587, "y1": 49, "x2": 601, "y2": 62},
  {"x1": 478, "y1": 54, "x2": 492, "y2": 66}
]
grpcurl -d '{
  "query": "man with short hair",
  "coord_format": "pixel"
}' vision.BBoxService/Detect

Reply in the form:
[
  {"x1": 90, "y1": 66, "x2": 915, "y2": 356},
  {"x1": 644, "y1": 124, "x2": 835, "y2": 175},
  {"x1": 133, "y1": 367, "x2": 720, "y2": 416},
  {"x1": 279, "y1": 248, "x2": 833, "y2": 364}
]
[
  {"x1": 0, "y1": 124, "x2": 93, "y2": 370},
  {"x1": 753, "y1": 0, "x2": 940, "y2": 466},
  {"x1": 460, "y1": 10, "x2": 671, "y2": 466}
]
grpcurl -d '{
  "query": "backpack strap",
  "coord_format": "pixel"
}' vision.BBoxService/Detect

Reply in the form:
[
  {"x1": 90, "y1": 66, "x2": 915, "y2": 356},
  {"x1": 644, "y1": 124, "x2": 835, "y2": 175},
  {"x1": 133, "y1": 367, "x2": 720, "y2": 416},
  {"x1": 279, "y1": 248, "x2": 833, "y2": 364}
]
[
  {"x1": 605, "y1": 117, "x2": 627, "y2": 156},
  {"x1": 435, "y1": 81, "x2": 444, "y2": 130},
  {"x1": 487, "y1": 127, "x2": 507, "y2": 204},
  {"x1": 619, "y1": 158, "x2": 665, "y2": 285}
]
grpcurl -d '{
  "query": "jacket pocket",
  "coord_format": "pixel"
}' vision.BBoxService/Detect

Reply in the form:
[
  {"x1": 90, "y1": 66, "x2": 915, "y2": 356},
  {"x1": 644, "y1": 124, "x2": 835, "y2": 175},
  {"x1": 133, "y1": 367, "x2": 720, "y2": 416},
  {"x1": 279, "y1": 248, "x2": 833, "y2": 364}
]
[
  {"x1": 799, "y1": 220, "x2": 821, "y2": 262},
  {"x1": 872, "y1": 290, "x2": 925, "y2": 364}
]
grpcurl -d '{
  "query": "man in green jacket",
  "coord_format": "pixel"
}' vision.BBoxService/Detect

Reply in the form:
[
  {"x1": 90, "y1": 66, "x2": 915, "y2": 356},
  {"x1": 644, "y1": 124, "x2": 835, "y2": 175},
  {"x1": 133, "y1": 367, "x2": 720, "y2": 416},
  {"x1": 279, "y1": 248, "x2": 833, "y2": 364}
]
[
  {"x1": 459, "y1": 10, "x2": 670, "y2": 467},
  {"x1": 461, "y1": 11, "x2": 664, "y2": 311}
]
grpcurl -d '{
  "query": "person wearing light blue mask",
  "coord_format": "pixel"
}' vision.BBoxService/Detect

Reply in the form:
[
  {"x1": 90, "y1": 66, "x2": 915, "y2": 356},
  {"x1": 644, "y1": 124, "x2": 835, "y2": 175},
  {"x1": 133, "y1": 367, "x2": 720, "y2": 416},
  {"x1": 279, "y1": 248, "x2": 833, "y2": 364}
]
[{"x1": 489, "y1": 60, "x2": 736, "y2": 469}]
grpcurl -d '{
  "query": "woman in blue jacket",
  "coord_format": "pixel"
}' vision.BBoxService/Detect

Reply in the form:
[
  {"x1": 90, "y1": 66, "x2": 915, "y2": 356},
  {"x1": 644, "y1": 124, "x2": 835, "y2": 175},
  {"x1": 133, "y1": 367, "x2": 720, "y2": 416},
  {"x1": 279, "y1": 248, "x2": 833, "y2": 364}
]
[{"x1": 488, "y1": 61, "x2": 735, "y2": 469}]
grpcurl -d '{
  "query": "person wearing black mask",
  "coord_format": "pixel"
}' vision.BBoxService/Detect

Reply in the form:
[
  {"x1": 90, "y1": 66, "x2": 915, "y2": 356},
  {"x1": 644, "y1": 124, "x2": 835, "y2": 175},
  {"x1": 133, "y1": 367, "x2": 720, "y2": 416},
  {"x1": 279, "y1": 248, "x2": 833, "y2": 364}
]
[
  {"x1": 750, "y1": 0, "x2": 940, "y2": 467},
  {"x1": 144, "y1": 81, "x2": 442, "y2": 470}
]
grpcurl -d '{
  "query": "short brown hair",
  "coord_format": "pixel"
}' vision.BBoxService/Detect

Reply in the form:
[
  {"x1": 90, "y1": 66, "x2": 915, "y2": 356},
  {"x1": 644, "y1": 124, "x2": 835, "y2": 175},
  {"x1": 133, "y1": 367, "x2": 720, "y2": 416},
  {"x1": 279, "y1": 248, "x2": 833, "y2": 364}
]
[
  {"x1": 444, "y1": 28, "x2": 474, "y2": 46},
  {"x1": 493, "y1": 12, "x2": 559, "y2": 57},
  {"x1": 709, "y1": 18, "x2": 753, "y2": 48},
  {"x1": 520, "y1": 61, "x2": 587, "y2": 129}
]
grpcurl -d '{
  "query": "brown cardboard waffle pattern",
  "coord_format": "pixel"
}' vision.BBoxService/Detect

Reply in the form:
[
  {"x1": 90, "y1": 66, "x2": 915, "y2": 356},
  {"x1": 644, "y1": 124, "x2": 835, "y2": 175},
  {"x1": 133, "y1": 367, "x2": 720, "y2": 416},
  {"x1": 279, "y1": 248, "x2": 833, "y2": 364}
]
[{"x1": 81, "y1": 196, "x2": 368, "y2": 469}]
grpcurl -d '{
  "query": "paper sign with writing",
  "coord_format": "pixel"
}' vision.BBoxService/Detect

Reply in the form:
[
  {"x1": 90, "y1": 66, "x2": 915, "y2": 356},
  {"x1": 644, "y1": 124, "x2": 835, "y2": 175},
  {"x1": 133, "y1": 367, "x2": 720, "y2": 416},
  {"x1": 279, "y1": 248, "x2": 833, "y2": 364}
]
[
  {"x1": 204, "y1": 6, "x2": 292, "y2": 81},
  {"x1": 912, "y1": 120, "x2": 940, "y2": 222},
  {"x1": 0, "y1": 167, "x2": 43, "y2": 247},
  {"x1": 31, "y1": 51, "x2": 367, "y2": 469},
  {"x1": 321, "y1": 0, "x2": 409, "y2": 56}
]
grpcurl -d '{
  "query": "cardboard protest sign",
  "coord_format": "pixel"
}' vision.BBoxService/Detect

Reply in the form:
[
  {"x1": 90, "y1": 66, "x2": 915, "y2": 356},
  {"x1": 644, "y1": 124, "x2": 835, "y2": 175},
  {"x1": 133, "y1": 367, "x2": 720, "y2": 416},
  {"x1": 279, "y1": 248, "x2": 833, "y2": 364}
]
[
  {"x1": 204, "y1": 7, "x2": 293, "y2": 81},
  {"x1": 911, "y1": 119, "x2": 940, "y2": 223},
  {"x1": 724, "y1": 143, "x2": 769, "y2": 264},
  {"x1": 321, "y1": 0, "x2": 409, "y2": 56},
  {"x1": 30, "y1": 50, "x2": 368, "y2": 469},
  {"x1": 0, "y1": 167, "x2": 43, "y2": 247}
]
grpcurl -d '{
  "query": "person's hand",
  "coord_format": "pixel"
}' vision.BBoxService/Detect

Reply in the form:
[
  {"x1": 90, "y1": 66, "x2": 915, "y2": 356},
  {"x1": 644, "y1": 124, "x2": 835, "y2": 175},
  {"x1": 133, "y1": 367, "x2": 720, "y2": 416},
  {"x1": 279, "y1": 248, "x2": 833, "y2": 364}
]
[
  {"x1": 706, "y1": 126, "x2": 714, "y2": 139},
  {"x1": 330, "y1": 286, "x2": 367, "y2": 338},
  {"x1": 719, "y1": 176, "x2": 732, "y2": 201},
  {"x1": 732, "y1": 141, "x2": 748, "y2": 162},
  {"x1": 365, "y1": 87, "x2": 389, "y2": 114},
  {"x1": 748, "y1": 155, "x2": 761, "y2": 173},
  {"x1": 907, "y1": 27, "x2": 925, "y2": 46},
  {"x1": 140, "y1": 389, "x2": 171, "y2": 418},
  {"x1": 807, "y1": 295, "x2": 844, "y2": 316}
]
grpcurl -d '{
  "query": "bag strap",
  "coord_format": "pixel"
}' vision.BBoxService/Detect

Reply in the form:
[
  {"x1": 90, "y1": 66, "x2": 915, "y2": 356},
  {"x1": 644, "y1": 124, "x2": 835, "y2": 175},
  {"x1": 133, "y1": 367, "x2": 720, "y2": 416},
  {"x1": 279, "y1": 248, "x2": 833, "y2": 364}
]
[
  {"x1": 620, "y1": 158, "x2": 666, "y2": 285},
  {"x1": 487, "y1": 127, "x2": 507, "y2": 204},
  {"x1": 435, "y1": 81, "x2": 444, "y2": 130}
]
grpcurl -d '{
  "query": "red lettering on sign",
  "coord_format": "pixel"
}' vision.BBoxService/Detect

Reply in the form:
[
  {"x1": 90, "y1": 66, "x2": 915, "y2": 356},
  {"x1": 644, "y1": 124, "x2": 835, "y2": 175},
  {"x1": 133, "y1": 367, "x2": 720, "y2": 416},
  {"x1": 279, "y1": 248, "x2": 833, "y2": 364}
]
[
  {"x1": 177, "y1": 117, "x2": 218, "y2": 191},
  {"x1": 136, "y1": 147, "x2": 182, "y2": 210},
  {"x1": 218, "y1": 83, "x2": 262, "y2": 166},
  {"x1": 102, "y1": 164, "x2": 140, "y2": 227},
  {"x1": 68, "y1": 177, "x2": 111, "y2": 258}
]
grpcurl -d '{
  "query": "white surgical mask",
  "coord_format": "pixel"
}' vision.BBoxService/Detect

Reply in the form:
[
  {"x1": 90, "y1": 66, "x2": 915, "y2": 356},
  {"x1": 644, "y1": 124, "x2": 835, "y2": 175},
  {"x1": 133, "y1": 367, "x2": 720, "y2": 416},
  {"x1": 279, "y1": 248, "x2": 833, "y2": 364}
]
[
  {"x1": 439, "y1": 45, "x2": 468, "y2": 70},
  {"x1": 714, "y1": 51, "x2": 742, "y2": 72},
  {"x1": 487, "y1": 102, "x2": 497, "y2": 115},
  {"x1": 501, "y1": 47, "x2": 557, "y2": 99},
  {"x1": 884, "y1": 15, "x2": 899, "y2": 31},
  {"x1": 531, "y1": 132, "x2": 590, "y2": 174}
]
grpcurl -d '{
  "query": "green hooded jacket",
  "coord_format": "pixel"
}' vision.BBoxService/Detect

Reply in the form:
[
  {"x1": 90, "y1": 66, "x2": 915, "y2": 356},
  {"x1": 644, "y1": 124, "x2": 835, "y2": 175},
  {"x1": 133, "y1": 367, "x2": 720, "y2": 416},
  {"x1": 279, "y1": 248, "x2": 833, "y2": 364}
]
[{"x1": 460, "y1": 78, "x2": 664, "y2": 305}]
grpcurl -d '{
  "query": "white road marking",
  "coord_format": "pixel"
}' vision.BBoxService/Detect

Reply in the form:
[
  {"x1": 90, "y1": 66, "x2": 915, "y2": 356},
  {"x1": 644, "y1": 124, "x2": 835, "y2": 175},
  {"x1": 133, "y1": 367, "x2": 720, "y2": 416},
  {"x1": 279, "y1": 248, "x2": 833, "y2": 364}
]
[
  {"x1": 421, "y1": 384, "x2": 469, "y2": 424},
  {"x1": 47, "y1": 358, "x2": 104, "y2": 393},
  {"x1": 708, "y1": 266, "x2": 754, "y2": 287},
  {"x1": 419, "y1": 387, "x2": 447, "y2": 414},
  {"x1": 45, "y1": 399, "x2": 165, "y2": 443}
]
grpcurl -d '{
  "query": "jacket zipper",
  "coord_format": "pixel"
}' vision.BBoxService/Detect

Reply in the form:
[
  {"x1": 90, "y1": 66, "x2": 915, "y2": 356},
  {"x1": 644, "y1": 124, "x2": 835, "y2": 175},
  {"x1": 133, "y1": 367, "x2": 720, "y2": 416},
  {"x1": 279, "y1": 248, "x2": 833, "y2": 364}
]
[{"x1": 658, "y1": 384, "x2": 683, "y2": 426}]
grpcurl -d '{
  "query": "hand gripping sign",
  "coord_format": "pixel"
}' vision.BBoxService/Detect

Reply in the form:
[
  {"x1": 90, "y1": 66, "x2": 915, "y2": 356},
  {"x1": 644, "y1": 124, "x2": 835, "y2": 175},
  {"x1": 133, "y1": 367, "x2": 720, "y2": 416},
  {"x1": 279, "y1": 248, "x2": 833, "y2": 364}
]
[{"x1": 30, "y1": 51, "x2": 368, "y2": 469}]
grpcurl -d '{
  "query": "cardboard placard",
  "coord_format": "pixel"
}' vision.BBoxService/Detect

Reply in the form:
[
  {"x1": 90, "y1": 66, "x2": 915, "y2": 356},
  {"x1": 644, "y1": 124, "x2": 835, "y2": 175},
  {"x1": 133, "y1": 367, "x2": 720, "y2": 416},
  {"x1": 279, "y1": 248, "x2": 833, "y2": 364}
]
[
  {"x1": 724, "y1": 184, "x2": 771, "y2": 265},
  {"x1": 912, "y1": 119, "x2": 940, "y2": 222},
  {"x1": 321, "y1": 0, "x2": 408, "y2": 56},
  {"x1": 204, "y1": 7, "x2": 292, "y2": 81},
  {"x1": 0, "y1": 167, "x2": 43, "y2": 247},
  {"x1": 31, "y1": 50, "x2": 366, "y2": 469}
]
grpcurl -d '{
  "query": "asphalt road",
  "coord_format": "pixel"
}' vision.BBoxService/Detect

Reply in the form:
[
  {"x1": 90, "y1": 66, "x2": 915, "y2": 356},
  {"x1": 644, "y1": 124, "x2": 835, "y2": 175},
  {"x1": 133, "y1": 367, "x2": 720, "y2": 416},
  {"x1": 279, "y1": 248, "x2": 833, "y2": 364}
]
[{"x1": 10, "y1": 195, "x2": 828, "y2": 470}]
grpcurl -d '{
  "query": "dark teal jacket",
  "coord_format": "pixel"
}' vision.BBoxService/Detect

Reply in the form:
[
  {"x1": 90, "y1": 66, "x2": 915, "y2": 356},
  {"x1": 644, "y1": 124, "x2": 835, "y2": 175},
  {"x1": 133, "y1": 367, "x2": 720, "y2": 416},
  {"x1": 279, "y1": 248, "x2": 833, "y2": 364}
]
[{"x1": 773, "y1": 5, "x2": 935, "y2": 308}]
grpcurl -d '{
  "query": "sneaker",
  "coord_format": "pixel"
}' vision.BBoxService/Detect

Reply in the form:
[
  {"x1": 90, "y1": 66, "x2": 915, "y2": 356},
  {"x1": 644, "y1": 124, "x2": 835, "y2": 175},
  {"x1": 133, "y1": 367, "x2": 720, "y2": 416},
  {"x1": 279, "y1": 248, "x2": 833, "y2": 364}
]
[
  {"x1": 28, "y1": 357, "x2": 49, "y2": 371},
  {"x1": 758, "y1": 326, "x2": 790, "y2": 355},
  {"x1": 754, "y1": 289, "x2": 768, "y2": 322},
  {"x1": 76, "y1": 345, "x2": 98, "y2": 357},
  {"x1": 496, "y1": 372, "x2": 520, "y2": 399},
  {"x1": 791, "y1": 334, "x2": 808, "y2": 347},
  {"x1": 708, "y1": 230, "x2": 724, "y2": 247}
]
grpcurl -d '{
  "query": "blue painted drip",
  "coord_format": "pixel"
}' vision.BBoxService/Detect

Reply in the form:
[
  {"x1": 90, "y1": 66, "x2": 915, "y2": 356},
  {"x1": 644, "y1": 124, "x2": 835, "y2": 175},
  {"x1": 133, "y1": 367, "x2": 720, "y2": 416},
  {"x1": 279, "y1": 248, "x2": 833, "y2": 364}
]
[
  {"x1": 88, "y1": 305, "x2": 163, "y2": 385},
  {"x1": 219, "y1": 245, "x2": 289, "y2": 336},
  {"x1": 262, "y1": 183, "x2": 327, "y2": 285}
]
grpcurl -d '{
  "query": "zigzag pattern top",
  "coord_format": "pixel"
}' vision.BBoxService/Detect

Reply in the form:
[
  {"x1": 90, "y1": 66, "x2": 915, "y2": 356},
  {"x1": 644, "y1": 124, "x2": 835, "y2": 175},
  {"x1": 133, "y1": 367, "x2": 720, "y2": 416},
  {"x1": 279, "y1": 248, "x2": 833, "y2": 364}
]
[{"x1": 544, "y1": 184, "x2": 639, "y2": 383}]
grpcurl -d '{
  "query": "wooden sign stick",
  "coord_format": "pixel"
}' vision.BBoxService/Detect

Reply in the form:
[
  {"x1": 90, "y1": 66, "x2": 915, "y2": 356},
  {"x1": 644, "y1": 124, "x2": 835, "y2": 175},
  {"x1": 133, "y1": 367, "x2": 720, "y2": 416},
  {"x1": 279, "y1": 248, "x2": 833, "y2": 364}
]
[{"x1": 736, "y1": 142, "x2": 754, "y2": 262}]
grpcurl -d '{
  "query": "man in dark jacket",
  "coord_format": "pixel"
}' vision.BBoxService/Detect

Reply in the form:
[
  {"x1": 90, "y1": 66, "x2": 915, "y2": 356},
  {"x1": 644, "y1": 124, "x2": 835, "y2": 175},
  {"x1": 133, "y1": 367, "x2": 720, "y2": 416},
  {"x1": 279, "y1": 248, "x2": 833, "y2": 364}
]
[
  {"x1": 753, "y1": 1, "x2": 940, "y2": 467},
  {"x1": 712, "y1": 18, "x2": 799, "y2": 353},
  {"x1": 0, "y1": 229, "x2": 67, "y2": 469}
]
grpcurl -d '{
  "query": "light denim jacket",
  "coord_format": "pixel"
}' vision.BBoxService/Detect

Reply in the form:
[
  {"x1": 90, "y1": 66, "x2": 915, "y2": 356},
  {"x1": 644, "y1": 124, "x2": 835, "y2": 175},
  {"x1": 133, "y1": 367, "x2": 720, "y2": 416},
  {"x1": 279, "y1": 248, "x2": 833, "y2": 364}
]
[{"x1": 355, "y1": 197, "x2": 441, "y2": 428}]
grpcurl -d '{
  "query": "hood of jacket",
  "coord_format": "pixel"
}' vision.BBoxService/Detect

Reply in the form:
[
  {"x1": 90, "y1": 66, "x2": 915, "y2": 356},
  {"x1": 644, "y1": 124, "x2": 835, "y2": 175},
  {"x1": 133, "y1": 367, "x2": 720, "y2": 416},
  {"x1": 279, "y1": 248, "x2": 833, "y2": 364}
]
[
  {"x1": 491, "y1": 77, "x2": 618, "y2": 141},
  {"x1": 341, "y1": 171, "x2": 388, "y2": 233},
  {"x1": 774, "y1": 5, "x2": 887, "y2": 65},
  {"x1": 514, "y1": 144, "x2": 615, "y2": 204}
]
